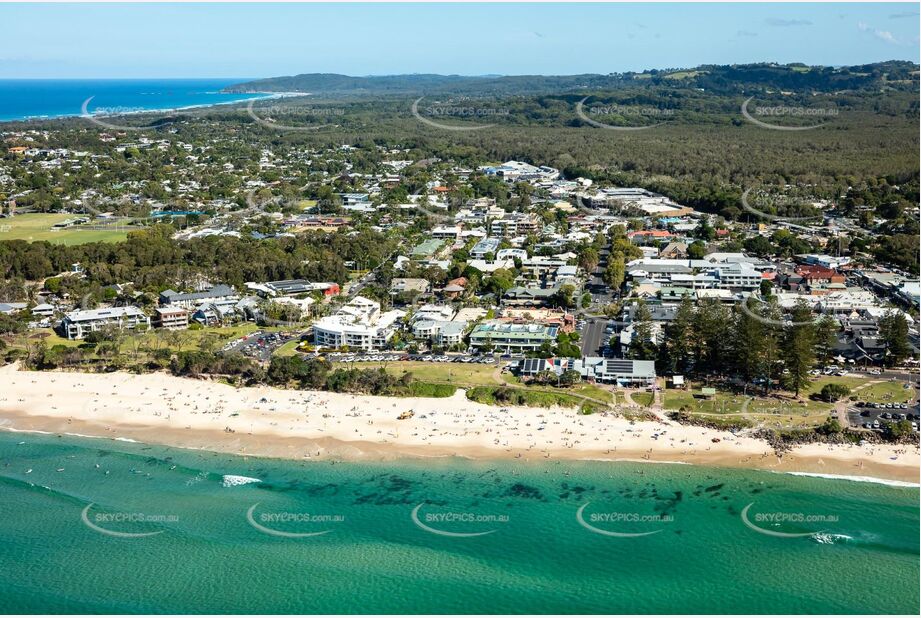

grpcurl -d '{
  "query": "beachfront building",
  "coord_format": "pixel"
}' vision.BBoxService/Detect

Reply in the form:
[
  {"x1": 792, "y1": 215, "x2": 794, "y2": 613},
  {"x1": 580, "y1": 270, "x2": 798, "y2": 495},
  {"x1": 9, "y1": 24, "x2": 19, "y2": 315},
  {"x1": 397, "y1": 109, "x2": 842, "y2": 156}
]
[
  {"x1": 153, "y1": 306, "x2": 189, "y2": 330},
  {"x1": 159, "y1": 284, "x2": 237, "y2": 310},
  {"x1": 468, "y1": 320, "x2": 558, "y2": 354},
  {"x1": 409, "y1": 304, "x2": 471, "y2": 348},
  {"x1": 517, "y1": 357, "x2": 656, "y2": 387},
  {"x1": 313, "y1": 296, "x2": 405, "y2": 351},
  {"x1": 411, "y1": 319, "x2": 467, "y2": 347},
  {"x1": 191, "y1": 299, "x2": 245, "y2": 327},
  {"x1": 60, "y1": 306, "x2": 150, "y2": 340}
]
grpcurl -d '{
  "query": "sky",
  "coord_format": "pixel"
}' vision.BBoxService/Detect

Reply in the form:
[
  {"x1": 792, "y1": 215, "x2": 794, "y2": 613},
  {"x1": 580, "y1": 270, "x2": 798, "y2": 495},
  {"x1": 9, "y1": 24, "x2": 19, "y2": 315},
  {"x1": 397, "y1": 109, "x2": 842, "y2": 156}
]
[{"x1": 1, "y1": 2, "x2": 918, "y2": 79}]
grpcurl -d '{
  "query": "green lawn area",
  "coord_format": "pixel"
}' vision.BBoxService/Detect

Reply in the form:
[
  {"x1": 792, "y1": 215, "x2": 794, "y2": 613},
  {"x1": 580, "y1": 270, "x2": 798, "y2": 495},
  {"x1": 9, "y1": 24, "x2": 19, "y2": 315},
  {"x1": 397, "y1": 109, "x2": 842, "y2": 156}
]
[
  {"x1": 663, "y1": 385, "x2": 834, "y2": 429},
  {"x1": 856, "y1": 380, "x2": 917, "y2": 404},
  {"x1": 117, "y1": 323, "x2": 265, "y2": 356},
  {"x1": 569, "y1": 383, "x2": 615, "y2": 404},
  {"x1": 465, "y1": 385, "x2": 595, "y2": 411},
  {"x1": 663, "y1": 389, "x2": 747, "y2": 413},
  {"x1": 13, "y1": 323, "x2": 266, "y2": 356},
  {"x1": 333, "y1": 360, "x2": 500, "y2": 387},
  {"x1": 6, "y1": 328, "x2": 83, "y2": 349},
  {"x1": 336, "y1": 360, "x2": 615, "y2": 405},
  {"x1": 803, "y1": 375, "x2": 871, "y2": 397},
  {"x1": 631, "y1": 391, "x2": 654, "y2": 407},
  {"x1": 273, "y1": 339, "x2": 302, "y2": 357},
  {"x1": 0, "y1": 214, "x2": 132, "y2": 245}
]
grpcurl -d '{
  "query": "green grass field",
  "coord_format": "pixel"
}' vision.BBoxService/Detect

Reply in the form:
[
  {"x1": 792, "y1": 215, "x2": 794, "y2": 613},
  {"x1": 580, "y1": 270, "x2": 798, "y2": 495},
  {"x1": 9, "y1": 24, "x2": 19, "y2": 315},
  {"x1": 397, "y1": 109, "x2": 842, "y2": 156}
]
[
  {"x1": 120, "y1": 323, "x2": 266, "y2": 355},
  {"x1": 333, "y1": 360, "x2": 499, "y2": 387},
  {"x1": 803, "y1": 375, "x2": 871, "y2": 396},
  {"x1": 0, "y1": 214, "x2": 131, "y2": 245},
  {"x1": 334, "y1": 360, "x2": 615, "y2": 405},
  {"x1": 7, "y1": 328, "x2": 84, "y2": 349},
  {"x1": 663, "y1": 384, "x2": 836, "y2": 429},
  {"x1": 856, "y1": 380, "x2": 917, "y2": 404},
  {"x1": 631, "y1": 391, "x2": 654, "y2": 407}
]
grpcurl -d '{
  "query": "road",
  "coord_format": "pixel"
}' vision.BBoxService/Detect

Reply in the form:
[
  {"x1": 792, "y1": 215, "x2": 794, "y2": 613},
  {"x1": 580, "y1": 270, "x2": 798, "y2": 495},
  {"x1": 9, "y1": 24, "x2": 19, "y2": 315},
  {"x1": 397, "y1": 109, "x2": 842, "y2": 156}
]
[
  {"x1": 586, "y1": 243, "x2": 615, "y2": 308},
  {"x1": 580, "y1": 317, "x2": 609, "y2": 357},
  {"x1": 345, "y1": 248, "x2": 401, "y2": 300}
]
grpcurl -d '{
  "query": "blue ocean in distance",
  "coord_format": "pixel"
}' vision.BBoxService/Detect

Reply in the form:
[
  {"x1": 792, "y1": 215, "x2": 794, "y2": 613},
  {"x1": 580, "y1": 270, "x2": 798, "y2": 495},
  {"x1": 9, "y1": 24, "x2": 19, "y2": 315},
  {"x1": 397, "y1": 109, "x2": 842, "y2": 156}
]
[{"x1": 0, "y1": 79, "x2": 269, "y2": 122}]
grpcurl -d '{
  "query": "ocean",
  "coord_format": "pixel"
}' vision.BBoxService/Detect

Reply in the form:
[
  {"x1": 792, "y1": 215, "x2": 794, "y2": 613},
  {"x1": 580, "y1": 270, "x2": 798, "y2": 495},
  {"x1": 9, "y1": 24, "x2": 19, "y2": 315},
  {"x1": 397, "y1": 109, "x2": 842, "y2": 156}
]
[
  {"x1": 0, "y1": 79, "x2": 268, "y2": 123},
  {"x1": 0, "y1": 431, "x2": 917, "y2": 614}
]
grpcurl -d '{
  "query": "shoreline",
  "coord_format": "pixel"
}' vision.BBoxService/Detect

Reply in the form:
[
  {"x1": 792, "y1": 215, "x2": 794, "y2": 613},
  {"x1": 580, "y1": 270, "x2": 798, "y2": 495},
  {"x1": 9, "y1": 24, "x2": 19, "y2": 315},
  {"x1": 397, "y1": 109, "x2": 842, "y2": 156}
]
[
  {"x1": 1, "y1": 364, "x2": 917, "y2": 484},
  {"x1": 0, "y1": 90, "x2": 297, "y2": 125}
]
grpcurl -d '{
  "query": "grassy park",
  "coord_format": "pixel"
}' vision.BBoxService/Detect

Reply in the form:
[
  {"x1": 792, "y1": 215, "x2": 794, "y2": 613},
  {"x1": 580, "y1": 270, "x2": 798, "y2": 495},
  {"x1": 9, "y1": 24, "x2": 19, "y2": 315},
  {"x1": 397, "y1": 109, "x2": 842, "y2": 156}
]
[
  {"x1": 0, "y1": 214, "x2": 132, "y2": 245},
  {"x1": 332, "y1": 359, "x2": 615, "y2": 407}
]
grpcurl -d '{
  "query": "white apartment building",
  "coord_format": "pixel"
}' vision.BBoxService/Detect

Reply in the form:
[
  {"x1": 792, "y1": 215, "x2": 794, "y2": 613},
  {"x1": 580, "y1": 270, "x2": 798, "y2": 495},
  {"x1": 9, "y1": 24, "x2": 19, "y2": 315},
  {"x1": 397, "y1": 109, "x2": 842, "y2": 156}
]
[
  {"x1": 313, "y1": 296, "x2": 405, "y2": 351},
  {"x1": 490, "y1": 214, "x2": 540, "y2": 238},
  {"x1": 61, "y1": 306, "x2": 150, "y2": 340}
]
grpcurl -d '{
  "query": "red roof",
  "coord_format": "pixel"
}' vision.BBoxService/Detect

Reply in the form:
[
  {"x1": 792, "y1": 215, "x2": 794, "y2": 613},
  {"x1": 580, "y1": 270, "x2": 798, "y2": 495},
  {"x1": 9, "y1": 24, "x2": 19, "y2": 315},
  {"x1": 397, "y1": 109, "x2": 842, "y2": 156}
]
[{"x1": 628, "y1": 230, "x2": 673, "y2": 238}]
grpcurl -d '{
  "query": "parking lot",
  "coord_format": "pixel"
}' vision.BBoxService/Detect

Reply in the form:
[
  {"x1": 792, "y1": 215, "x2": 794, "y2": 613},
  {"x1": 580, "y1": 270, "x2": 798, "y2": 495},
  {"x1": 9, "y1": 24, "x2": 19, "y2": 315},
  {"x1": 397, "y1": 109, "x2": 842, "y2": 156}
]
[
  {"x1": 846, "y1": 401, "x2": 920, "y2": 432},
  {"x1": 223, "y1": 330, "x2": 297, "y2": 362}
]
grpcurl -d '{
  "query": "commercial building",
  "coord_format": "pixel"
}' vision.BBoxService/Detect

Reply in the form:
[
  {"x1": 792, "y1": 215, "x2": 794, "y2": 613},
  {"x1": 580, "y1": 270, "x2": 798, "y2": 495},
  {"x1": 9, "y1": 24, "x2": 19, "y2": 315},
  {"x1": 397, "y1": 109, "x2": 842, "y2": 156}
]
[
  {"x1": 517, "y1": 357, "x2": 656, "y2": 387},
  {"x1": 468, "y1": 320, "x2": 558, "y2": 353},
  {"x1": 312, "y1": 296, "x2": 405, "y2": 351},
  {"x1": 246, "y1": 280, "x2": 340, "y2": 297}
]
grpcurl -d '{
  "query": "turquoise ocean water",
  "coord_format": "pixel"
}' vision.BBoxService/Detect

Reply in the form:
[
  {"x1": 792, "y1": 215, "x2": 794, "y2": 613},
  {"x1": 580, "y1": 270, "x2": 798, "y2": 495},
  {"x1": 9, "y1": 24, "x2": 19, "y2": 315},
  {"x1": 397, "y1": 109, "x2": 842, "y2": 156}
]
[
  {"x1": 0, "y1": 431, "x2": 917, "y2": 614},
  {"x1": 0, "y1": 79, "x2": 267, "y2": 123}
]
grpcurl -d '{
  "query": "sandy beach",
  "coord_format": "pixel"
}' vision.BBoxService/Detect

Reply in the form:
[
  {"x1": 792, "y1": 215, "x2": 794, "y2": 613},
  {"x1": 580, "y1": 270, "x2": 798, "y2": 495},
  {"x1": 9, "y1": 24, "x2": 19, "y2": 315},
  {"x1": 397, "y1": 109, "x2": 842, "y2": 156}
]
[{"x1": 0, "y1": 363, "x2": 917, "y2": 483}]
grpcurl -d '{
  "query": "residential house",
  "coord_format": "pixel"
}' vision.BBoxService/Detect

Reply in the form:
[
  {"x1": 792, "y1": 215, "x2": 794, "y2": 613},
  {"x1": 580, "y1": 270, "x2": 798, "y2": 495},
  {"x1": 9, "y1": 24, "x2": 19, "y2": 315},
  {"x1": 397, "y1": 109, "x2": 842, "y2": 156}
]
[{"x1": 391, "y1": 278, "x2": 431, "y2": 299}]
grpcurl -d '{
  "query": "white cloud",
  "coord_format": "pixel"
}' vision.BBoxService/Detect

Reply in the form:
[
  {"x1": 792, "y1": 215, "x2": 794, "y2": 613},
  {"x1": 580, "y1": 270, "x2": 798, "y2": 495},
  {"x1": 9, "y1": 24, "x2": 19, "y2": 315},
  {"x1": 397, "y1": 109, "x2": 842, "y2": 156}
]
[{"x1": 858, "y1": 21, "x2": 901, "y2": 44}]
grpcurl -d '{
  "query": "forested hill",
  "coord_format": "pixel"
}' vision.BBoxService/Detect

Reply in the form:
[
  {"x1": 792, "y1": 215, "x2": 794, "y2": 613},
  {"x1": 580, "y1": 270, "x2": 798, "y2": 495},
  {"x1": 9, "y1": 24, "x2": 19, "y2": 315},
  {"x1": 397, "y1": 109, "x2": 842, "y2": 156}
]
[{"x1": 226, "y1": 61, "x2": 919, "y2": 96}]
